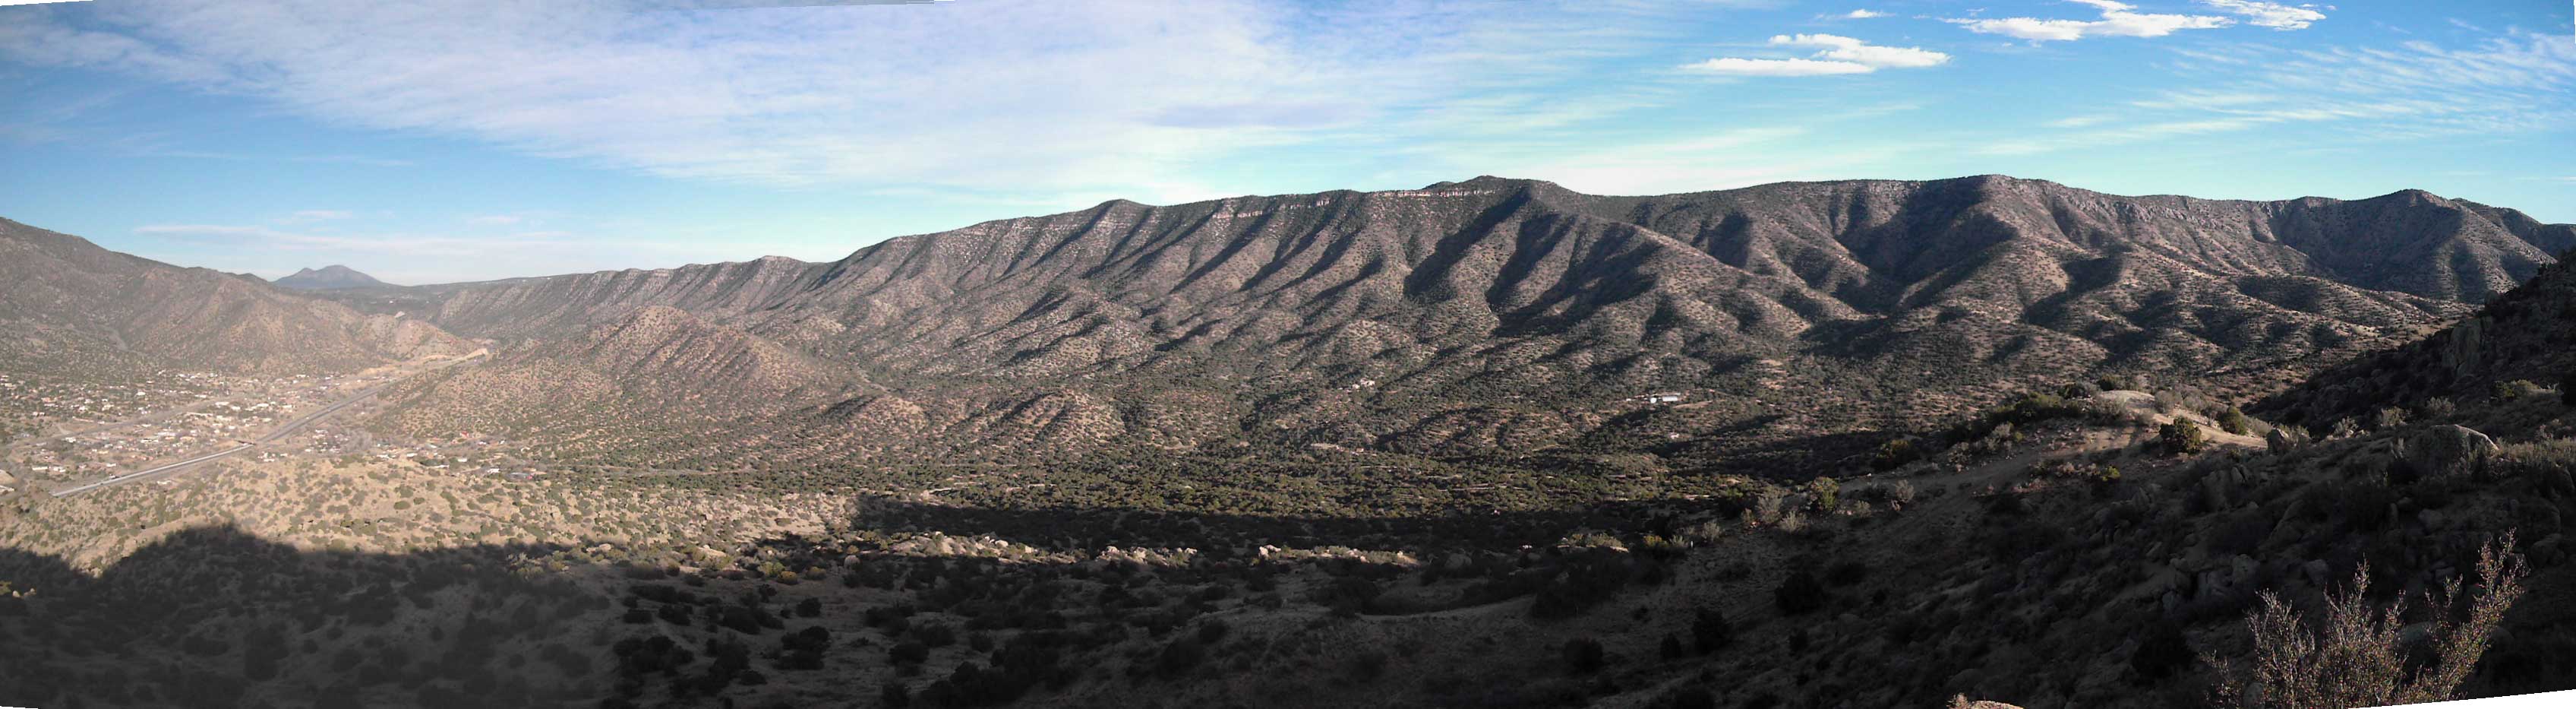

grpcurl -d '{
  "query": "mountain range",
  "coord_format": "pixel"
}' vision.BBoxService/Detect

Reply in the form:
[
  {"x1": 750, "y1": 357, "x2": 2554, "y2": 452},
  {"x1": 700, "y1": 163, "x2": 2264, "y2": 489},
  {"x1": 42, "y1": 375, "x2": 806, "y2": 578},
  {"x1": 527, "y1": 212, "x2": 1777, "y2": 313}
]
[
  {"x1": 352, "y1": 176, "x2": 2573, "y2": 472},
  {"x1": 5, "y1": 176, "x2": 2568, "y2": 471}
]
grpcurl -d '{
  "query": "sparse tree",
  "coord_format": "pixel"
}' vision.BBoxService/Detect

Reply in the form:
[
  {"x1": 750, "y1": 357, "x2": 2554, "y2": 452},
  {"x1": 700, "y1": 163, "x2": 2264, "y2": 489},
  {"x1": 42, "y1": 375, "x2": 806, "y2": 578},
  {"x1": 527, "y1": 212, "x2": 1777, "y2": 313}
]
[
  {"x1": 2159, "y1": 420, "x2": 2207, "y2": 456},
  {"x1": 2206, "y1": 534, "x2": 2528, "y2": 709}
]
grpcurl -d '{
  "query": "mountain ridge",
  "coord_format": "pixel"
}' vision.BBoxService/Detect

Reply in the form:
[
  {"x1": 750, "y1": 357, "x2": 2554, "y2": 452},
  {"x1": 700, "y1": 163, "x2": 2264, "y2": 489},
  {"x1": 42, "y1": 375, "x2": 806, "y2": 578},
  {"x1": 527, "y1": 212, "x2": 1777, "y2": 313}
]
[
  {"x1": 0, "y1": 218, "x2": 471, "y2": 375},
  {"x1": 368, "y1": 176, "x2": 2571, "y2": 470}
]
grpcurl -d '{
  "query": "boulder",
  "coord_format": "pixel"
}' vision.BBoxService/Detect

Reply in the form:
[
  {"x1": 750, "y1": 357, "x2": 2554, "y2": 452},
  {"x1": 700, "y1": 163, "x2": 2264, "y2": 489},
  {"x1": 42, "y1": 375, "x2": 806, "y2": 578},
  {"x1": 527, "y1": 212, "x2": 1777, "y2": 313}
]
[{"x1": 2405, "y1": 425, "x2": 2500, "y2": 478}]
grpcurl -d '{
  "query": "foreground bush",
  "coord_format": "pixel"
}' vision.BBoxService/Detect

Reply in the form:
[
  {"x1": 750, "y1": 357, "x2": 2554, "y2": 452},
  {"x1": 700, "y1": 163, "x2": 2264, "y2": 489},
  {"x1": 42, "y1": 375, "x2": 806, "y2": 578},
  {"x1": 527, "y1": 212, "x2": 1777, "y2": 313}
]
[{"x1": 2205, "y1": 534, "x2": 2527, "y2": 709}]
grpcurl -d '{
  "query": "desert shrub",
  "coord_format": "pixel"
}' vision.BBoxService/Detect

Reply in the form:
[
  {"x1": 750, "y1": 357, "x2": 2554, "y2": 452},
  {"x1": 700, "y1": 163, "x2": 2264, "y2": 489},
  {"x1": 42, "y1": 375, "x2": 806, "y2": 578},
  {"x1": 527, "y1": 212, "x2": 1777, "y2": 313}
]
[
  {"x1": 2160, "y1": 420, "x2": 2207, "y2": 456},
  {"x1": 1774, "y1": 570, "x2": 1826, "y2": 616},
  {"x1": 2033, "y1": 457, "x2": 2120, "y2": 484},
  {"x1": 2491, "y1": 380, "x2": 2543, "y2": 402},
  {"x1": 1660, "y1": 686, "x2": 1716, "y2": 709},
  {"x1": 2420, "y1": 397, "x2": 2458, "y2": 420},
  {"x1": 1873, "y1": 438, "x2": 1924, "y2": 471},
  {"x1": 2207, "y1": 535, "x2": 2527, "y2": 708},
  {"x1": 1822, "y1": 559, "x2": 1867, "y2": 587},
  {"x1": 2215, "y1": 407, "x2": 2255, "y2": 435},
  {"x1": 2060, "y1": 381, "x2": 2101, "y2": 399},
  {"x1": 1691, "y1": 608, "x2": 1734, "y2": 654},
  {"x1": 1154, "y1": 637, "x2": 1204, "y2": 678},
  {"x1": 1561, "y1": 638, "x2": 1605, "y2": 675},
  {"x1": 2373, "y1": 407, "x2": 2409, "y2": 431},
  {"x1": 2099, "y1": 374, "x2": 2143, "y2": 391},
  {"x1": 1853, "y1": 480, "x2": 1916, "y2": 507},
  {"x1": 1807, "y1": 477, "x2": 1840, "y2": 513},
  {"x1": 2130, "y1": 622, "x2": 2193, "y2": 682},
  {"x1": 888, "y1": 641, "x2": 930, "y2": 665}
]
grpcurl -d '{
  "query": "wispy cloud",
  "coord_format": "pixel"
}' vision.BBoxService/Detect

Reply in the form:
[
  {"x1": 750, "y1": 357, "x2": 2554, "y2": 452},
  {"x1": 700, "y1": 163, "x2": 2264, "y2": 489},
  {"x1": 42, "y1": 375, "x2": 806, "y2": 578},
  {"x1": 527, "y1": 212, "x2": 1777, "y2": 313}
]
[
  {"x1": 2195, "y1": 1, "x2": 2325, "y2": 30},
  {"x1": 0, "y1": 0, "x2": 1712, "y2": 197},
  {"x1": 1990, "y1": 28, "x2": 2574, "y2": 155},
  {"x1": 1949, "y1": 0, "x2": 2235, "y2": 43},
  {"x1": 1682, "y1": 33, "x2": 1949, "y2": 76},
  {"x1": 1841, "y1": 9, "x2": 1886, "y2": 20}
]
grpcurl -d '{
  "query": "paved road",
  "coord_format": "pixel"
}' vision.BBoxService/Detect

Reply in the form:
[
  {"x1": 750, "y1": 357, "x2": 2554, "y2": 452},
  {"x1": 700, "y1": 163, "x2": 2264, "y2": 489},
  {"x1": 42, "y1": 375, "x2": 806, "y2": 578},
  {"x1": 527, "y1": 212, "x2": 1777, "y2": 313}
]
[{"x1": 46, "y1": 353, "x2": 482, "y2": 499}]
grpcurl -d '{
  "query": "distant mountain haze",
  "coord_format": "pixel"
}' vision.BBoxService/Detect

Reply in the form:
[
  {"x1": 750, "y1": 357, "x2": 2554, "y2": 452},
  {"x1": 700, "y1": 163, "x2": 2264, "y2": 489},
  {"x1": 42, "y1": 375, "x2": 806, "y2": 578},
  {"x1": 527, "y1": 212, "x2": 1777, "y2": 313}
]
[
  {"x1": 273, "y1": 264, "x2": 391, "y2": 290},
  {"x1": 0, "y1": 218, "x2": 469, "y2": 375}
]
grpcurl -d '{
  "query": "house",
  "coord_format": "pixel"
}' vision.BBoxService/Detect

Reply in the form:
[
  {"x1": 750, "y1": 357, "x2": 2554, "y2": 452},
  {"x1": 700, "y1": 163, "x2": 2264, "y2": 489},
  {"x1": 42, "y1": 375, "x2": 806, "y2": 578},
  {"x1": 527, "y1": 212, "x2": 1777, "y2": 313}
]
[{"x1": 1627, "y1": 392, "x2": 1687, "y2": 405}]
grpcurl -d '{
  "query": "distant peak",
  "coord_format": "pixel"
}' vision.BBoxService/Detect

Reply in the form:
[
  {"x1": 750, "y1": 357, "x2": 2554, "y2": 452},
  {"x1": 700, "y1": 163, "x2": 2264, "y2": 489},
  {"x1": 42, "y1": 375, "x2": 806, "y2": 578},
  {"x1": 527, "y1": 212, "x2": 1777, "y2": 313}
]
[
  {"x1": 274, "y1": 264, "x2": 389, "y2": 290},
  {"x1": 2366, "y1": 188, "x2": 2454, "y2": 207},
  {"x1": 1426, "y1": 176, "x2": 1549, "y2": 191}
]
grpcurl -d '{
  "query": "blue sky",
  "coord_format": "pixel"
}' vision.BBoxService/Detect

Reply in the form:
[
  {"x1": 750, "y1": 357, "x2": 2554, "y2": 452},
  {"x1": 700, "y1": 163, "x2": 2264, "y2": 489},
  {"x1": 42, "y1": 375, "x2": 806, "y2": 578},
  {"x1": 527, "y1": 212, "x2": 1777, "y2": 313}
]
[{"x1": 2, "y1": 0, "x2": 2570, "y2": 285}]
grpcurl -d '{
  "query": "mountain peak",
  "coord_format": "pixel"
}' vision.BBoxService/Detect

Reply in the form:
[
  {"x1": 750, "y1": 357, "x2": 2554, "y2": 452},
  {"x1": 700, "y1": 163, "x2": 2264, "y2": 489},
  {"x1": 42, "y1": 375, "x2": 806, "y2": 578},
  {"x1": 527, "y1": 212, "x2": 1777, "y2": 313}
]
[{"x1": 275, "y1": 264, "x2": 389, "y2": 290}]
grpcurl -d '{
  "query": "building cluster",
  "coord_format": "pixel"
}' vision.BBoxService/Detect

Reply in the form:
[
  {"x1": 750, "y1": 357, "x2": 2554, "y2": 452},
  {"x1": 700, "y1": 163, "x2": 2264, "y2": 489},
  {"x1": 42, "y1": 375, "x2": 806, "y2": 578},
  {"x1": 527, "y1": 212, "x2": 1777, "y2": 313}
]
[{"x1": 2, "y1": 369, "x2": 406, "y2": 482}]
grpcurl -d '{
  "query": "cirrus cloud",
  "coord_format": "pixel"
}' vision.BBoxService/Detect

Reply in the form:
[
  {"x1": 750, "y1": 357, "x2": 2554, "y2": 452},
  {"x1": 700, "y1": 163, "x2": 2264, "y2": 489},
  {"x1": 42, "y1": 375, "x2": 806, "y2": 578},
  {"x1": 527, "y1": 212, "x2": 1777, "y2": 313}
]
[
  {"x1": 1681, "y1": 33, "x2": 1950, "y2": 77},
  {"x1": 1950, "y1": 0, "x2": 2235, "y2": 43},
  {"x1": 2196, "y1": 0, "x2": 2326, "y2": 30}
]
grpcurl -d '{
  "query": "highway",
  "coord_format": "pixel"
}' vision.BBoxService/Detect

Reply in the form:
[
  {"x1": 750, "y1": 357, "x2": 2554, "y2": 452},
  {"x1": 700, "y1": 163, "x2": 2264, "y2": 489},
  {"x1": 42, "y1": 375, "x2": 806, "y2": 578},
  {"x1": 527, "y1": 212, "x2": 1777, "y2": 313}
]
[{"x1": 45, "y1": 353, "x2": 482, "y2": 499}]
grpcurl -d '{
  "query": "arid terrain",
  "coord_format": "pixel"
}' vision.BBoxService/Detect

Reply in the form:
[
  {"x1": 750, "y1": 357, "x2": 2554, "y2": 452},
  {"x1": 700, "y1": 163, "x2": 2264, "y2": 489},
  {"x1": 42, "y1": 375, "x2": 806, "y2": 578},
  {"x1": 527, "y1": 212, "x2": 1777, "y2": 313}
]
[{"x1": 3, "y1": 177, "x2": 2572, "y2": 709}]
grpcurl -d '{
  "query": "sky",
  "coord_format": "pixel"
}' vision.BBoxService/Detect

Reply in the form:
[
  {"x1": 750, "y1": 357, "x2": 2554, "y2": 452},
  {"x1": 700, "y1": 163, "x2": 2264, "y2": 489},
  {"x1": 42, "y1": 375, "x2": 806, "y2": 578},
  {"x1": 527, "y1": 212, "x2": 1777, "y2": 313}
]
[{"x1": 1, "y1": 0, "x2": 2571, "y2": 285}]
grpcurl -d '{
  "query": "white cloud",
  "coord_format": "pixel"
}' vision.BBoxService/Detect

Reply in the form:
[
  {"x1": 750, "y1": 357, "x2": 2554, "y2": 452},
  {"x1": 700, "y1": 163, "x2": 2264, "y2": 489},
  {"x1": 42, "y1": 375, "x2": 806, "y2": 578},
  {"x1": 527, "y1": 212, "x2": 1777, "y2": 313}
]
[
  {"x1": 1842, "y1": 9, "x2": 1886, "y2": 19},
  {"x1": 466, "y1": 214, "x2": 524, "y2": 226},
  {"x1": 0, "y1": 0, "x2": 1681, "y2": 196},
  {"x1": 2196, "y1": 1, "x2": 2325, "y2": 30},
  {"x1": 1951, "y1": 0, "x2": 2233, "y2": 42},
  {"x1": 1773, "y1": 33, "x2": 1953, "y2": 68},
  {"x1": 1683, "y1": 33, "x2": 1949, "y2": 76}
]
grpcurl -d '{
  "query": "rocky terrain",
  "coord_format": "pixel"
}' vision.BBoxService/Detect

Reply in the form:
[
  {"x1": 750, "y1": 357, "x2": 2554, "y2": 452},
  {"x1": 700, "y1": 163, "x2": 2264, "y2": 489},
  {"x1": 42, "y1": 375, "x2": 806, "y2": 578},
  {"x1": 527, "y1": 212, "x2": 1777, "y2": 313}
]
[
  {"x1": 378, "y1": 176, "x2": 2562, "y2": 473},
  {"x1": 5, "y1": 254, "x2": 2571, "y2": 708},
  {"x1": 2, "y1": 176, "x2": 2571, "y2": 709}
]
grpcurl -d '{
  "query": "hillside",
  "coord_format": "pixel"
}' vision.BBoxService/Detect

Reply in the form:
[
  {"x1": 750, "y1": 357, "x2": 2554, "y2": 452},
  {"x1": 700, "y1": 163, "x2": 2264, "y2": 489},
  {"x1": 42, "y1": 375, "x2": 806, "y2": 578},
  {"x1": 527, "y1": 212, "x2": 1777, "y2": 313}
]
[
  {"x1": 274, "y1": 264, "x2": 391, "y2": 290},
  {"x1": 381, "y1": 176, "x2": 2568, "y2": 470},
  {"x1": 0, "y1": 219, "x2": 470, "y2": 375},
  {"x1": 8, "y1": 258, "x2": 2574, "y2": 708}
]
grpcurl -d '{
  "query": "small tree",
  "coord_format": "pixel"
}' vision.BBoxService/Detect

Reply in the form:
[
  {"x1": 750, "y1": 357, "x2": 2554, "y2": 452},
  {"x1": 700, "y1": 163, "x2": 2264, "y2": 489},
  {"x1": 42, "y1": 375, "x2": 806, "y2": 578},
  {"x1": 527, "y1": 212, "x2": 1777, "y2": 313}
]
[
  {"x1": 2215, "y1": 407, "x2": 2255, "y2": 436},
  {"x1": 2207, "y1": 534, "x2": 2528, "y2": 709},
  {"x1": 2159, "y1": 420, "x2": 2207, "y2": 456}
]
